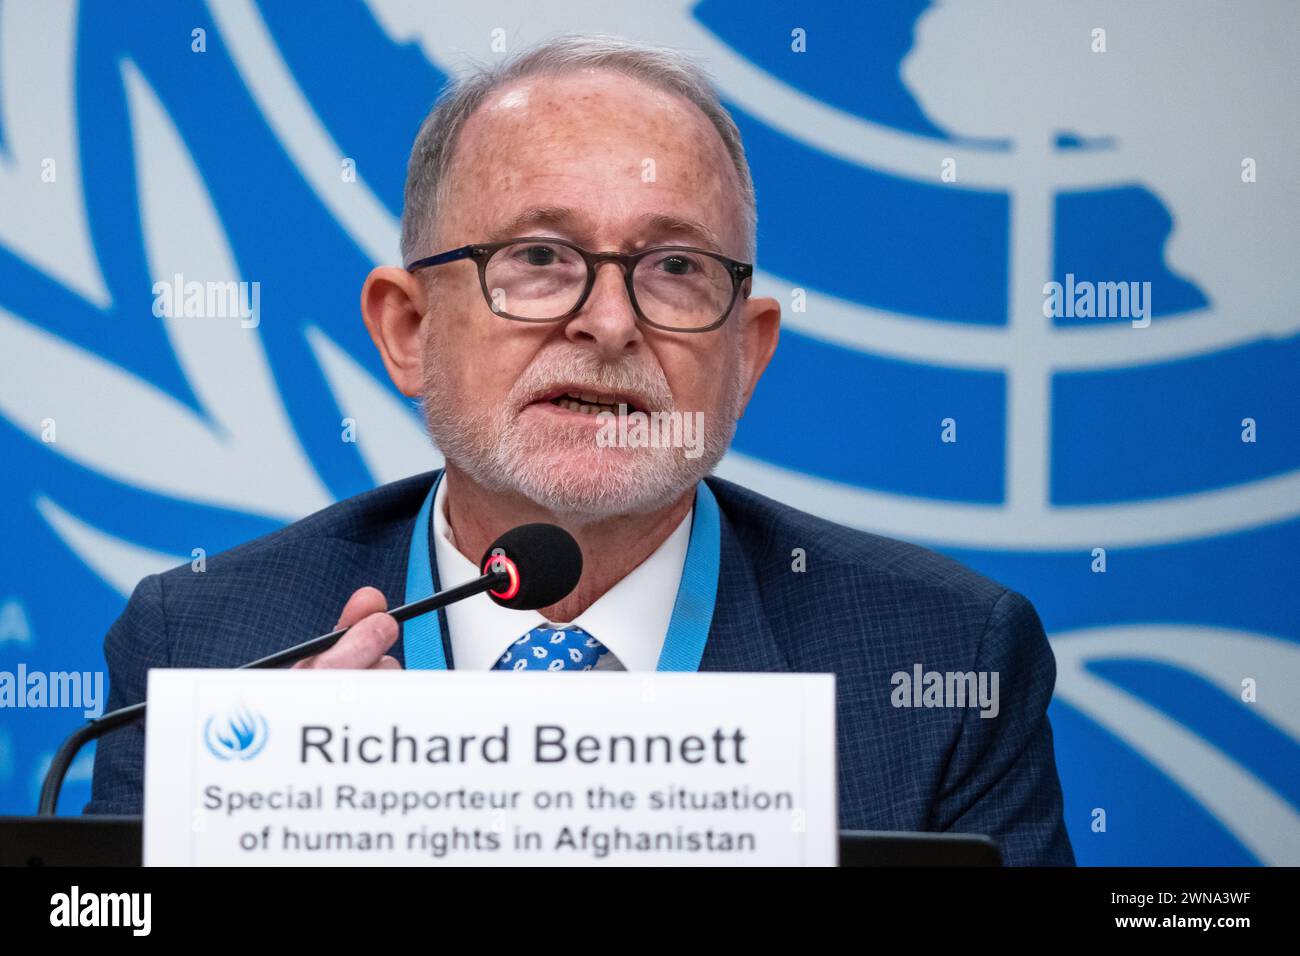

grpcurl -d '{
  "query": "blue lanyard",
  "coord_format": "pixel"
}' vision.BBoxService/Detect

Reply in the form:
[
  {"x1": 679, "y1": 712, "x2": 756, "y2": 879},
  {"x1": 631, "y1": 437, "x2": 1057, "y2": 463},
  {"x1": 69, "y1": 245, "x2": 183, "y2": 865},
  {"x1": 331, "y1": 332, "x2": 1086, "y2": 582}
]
[{"x1": 402, "y1": 472, "x2": 721, "y2": 672}]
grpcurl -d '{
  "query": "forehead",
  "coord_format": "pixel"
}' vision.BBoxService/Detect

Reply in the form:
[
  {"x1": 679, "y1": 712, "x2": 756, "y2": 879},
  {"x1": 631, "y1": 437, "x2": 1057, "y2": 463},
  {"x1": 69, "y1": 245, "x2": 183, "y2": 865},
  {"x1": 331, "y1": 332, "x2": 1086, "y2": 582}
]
[{"x1": 441, "y1": 69, "x2": 745, "y2": 253}]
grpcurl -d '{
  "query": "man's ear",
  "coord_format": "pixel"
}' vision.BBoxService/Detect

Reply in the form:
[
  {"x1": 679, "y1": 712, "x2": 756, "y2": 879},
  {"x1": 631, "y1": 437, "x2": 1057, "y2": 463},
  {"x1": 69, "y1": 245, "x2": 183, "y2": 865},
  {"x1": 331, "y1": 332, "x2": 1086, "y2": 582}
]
[
  {"x1": 736, "y1": 293, "x2": 781, "y2": 417},
  {"x1": 361, "y1": 266, "x2": 429, "y2": 397}
]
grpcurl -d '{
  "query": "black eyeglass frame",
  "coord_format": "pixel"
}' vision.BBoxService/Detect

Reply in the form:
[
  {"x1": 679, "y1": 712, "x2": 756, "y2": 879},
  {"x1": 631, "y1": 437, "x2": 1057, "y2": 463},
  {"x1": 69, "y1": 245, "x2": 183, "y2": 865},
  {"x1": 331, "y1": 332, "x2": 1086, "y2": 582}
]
[{"x1": 405, "y1": 236, "x2": 754, "y2": 333}]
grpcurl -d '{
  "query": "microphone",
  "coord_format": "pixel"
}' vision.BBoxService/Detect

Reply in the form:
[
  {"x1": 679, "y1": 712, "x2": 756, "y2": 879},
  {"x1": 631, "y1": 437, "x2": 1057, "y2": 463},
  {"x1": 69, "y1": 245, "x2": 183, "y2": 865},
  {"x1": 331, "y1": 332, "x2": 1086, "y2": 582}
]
[
  {"x1": 37, "y1": 522, "x2": 583, "y2": 815},
  {"x1": 479, "y1": 522, "x2": 584, "y2": 611}
]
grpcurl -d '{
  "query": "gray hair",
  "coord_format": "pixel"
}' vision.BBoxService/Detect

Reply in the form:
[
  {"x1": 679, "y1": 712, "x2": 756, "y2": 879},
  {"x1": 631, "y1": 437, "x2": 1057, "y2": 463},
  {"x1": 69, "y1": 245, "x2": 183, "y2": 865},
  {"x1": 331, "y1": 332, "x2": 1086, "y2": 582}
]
[{"x1": 399, "y1": 33, "x2": 758, "y2": 265}]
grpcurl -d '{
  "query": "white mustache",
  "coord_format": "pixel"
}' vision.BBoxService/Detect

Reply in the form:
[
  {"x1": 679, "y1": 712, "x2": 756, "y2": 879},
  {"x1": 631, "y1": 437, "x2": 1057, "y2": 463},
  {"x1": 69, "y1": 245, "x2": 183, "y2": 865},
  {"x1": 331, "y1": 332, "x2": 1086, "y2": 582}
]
[{"x1": 511, "y1": 350, "x2": 674, "y2": 412}]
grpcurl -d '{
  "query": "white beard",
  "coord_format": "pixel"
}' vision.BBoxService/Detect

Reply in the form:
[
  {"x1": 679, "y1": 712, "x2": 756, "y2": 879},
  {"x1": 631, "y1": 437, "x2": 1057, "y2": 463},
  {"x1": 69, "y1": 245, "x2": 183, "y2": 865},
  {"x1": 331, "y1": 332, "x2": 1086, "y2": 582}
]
[{"x1": 420, "y1": 344, "x2": 743, "y2": 521}]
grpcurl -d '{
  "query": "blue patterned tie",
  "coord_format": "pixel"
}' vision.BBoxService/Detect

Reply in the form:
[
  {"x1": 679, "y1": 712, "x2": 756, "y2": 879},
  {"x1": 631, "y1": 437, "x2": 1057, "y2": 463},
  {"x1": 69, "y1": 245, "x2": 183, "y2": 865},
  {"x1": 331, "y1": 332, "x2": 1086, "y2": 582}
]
[{"x1": 494, "y1": 625, "x2": 609, "y2": 671}]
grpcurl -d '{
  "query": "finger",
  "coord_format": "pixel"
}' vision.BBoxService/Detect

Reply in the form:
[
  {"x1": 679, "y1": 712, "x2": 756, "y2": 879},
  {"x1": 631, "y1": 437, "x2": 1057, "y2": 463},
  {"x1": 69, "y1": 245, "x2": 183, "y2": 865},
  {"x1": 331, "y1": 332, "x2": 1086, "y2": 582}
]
[
  {"x1": 371, "y1": 655, "x2": 402, "y2": 671},
  {"x1": 294, "y1": 587, "x2": 392, "y2": 670},
  {"x1": 300, "y1": 611, "x2": 399, "y2": 670},
  {"x1": 334, "y1": 586, "x2": 388, "y2": 630}
]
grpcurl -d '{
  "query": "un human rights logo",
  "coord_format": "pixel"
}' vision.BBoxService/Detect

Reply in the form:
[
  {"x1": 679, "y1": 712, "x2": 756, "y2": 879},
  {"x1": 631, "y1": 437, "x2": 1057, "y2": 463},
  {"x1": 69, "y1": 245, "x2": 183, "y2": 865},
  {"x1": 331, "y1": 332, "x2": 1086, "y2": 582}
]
[{"x1": 204, "y1": 706, "x2": 269, "y2": 762}]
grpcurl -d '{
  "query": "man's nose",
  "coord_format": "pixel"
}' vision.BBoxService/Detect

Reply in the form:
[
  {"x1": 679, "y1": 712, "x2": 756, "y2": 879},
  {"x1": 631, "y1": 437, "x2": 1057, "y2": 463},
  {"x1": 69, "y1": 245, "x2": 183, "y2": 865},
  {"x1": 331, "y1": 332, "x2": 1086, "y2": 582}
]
[{"x1": 563, "y1": 261, "x2": 642, "y2": 357}]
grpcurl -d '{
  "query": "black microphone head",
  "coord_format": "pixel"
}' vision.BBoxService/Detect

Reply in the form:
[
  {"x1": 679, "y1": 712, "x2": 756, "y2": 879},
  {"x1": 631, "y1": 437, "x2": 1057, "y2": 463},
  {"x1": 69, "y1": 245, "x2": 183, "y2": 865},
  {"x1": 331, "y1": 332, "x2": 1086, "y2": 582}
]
[{"x1": 479, "y1": 523, "x2": 582, "y2": 610}]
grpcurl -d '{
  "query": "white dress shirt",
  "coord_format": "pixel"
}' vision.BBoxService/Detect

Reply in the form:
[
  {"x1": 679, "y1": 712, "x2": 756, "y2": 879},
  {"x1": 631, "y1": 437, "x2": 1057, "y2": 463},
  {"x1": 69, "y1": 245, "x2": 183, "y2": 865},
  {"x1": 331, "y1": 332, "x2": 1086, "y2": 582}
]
[{"x1": 430, "y1": 476, "x2": 693, "y2": 671}]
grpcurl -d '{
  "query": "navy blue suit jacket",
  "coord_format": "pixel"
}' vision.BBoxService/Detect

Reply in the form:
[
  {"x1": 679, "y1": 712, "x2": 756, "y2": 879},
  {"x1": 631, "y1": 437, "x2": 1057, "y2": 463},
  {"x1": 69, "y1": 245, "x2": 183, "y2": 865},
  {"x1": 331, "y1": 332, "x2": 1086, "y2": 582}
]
[{"x1": 85, "y1": 470, "x2": 1074, "y2": 865}]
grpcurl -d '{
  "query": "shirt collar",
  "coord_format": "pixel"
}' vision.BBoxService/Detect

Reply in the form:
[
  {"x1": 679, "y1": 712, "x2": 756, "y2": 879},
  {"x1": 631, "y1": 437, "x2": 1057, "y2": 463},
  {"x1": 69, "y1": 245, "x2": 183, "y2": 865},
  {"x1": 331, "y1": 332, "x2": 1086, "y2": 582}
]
[{"x1": 430, "y1": 475, "x2": 693, "y2": 671}]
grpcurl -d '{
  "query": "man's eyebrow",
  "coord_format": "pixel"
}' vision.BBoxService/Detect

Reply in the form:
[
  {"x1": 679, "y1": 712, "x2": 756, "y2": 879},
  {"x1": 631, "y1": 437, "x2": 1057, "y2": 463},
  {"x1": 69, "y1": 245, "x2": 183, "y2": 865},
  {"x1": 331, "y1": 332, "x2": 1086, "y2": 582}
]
[
  {"x1": 486, "y1": 205, "x2": 582, "y2": 242},
  {"x1": 638, "y1": 213, "x2": 723, "y2": 252},
  {"x1": 484, "y1": 206, "x2": 725, "y2": 252}
]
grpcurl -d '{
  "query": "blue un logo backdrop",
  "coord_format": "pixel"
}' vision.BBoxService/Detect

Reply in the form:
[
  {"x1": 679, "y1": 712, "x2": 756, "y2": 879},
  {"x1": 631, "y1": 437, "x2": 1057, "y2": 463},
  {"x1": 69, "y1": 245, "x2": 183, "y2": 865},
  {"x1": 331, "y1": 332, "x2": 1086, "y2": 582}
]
[{"x1": 0, "y1": 1, "x2": 1296, "y2": 864}]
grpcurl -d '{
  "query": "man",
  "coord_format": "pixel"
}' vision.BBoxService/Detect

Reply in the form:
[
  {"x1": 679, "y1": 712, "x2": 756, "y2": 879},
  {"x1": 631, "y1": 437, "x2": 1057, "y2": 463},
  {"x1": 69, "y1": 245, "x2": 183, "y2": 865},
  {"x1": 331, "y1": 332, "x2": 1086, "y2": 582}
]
[{"x1": 87, "y1": 34, "x2": 1073, "y2": 866}]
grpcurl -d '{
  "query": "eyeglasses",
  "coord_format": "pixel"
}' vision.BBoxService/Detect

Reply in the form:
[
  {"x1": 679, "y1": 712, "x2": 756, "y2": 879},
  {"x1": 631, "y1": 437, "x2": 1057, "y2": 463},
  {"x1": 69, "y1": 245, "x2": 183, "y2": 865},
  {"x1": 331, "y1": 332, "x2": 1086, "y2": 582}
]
[{"x1": 406, "y1": 236, "x2": 753, "y2": 333}]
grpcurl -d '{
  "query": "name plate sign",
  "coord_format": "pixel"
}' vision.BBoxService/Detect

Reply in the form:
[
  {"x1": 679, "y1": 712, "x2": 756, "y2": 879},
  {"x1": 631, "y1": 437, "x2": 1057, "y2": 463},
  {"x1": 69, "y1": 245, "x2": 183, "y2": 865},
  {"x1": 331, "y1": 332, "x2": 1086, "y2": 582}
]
[{"x1": 143, "y1": 670, "x2": 836, "y2": 866}]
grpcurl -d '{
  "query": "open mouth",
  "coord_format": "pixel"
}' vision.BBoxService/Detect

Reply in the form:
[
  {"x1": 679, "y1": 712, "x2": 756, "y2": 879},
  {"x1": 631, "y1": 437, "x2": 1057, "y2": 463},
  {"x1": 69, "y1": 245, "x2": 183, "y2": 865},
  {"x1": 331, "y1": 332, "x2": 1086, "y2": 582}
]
[{"x1": 537, "y1": 388, "x2": 644, "y2": 416}]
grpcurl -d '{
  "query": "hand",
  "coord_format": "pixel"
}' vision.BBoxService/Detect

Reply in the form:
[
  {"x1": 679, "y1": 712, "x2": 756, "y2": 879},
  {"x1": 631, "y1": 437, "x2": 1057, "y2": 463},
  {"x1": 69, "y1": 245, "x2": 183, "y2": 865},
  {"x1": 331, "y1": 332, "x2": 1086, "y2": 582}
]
[{"x1": 291, "y1": 586, "x2": 401, "y2": 670}]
